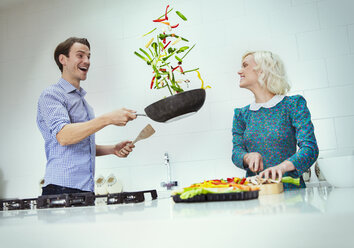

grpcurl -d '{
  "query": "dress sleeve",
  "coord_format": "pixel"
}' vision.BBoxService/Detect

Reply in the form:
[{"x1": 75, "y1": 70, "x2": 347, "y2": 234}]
[
  {"x1": 287, "y1": 96, "x2": 319, "y2": 176},
  {"x1": 38, "y1": 90, "x2": 71, "y2": 140},
  {"x1": 232, "y1": 108, "x2": 248, "y2": 170}
]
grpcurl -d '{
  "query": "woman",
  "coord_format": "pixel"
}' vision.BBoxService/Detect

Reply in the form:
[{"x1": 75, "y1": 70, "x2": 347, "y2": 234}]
[{"x1": 232, "y1": 51, "x2": 319, "y2": 189}]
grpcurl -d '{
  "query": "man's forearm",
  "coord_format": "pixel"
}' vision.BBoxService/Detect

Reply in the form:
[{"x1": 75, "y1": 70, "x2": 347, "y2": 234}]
[
  {"x1": 56, "y1": 115, "x2": 111, "y2": 146},
  {"x1": 96, "y1": 145, "x2": 114, "y2": 156}
]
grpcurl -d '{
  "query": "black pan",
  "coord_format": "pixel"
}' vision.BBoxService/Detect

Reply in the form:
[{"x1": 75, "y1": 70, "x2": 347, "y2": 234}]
[{"x1": 137, "y1": 88, "x2": 206, "y2": 123}]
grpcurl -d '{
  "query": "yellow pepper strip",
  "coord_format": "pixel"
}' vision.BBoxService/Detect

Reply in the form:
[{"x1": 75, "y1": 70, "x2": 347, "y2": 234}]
[
  {"x1": 161, "y1": 21, "x2": 170, "y2": 25},
  {"x1": 196, "y1": 70, "x2": 211, "y2": 89},
  {"x1": 171, "y1": 37, "x2": 182, "y2": 46},
  {"x1": 145, "y1": 37, "x2": 154, "y2": 48}
]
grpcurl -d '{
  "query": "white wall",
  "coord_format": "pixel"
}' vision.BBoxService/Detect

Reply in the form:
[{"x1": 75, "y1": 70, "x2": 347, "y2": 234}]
[{"x1": 0, "y1": 0, "x2": 353, "y2": 198}]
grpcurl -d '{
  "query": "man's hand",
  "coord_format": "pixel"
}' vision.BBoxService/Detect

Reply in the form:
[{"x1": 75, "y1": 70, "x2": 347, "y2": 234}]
[
  {"x1": 105, "y1": 108, "x2": 137, "y2": 126},
  {"x1": 113, "y1": 140, "x2": 135, "y2": 158},
  {"x1": 243, "y1": 152, "x2": 264, "y2": 173}
]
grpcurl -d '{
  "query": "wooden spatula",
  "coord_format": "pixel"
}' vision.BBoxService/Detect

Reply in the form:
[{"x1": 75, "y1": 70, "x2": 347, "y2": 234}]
[{"x1": 132, "y1": 124, "x2": 155, "y2": 144}]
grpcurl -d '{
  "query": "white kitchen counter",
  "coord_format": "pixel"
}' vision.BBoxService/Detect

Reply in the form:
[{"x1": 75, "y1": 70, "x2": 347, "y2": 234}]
[{"x1": 1, "y1": 186, "x2": 353, "y2": 248}]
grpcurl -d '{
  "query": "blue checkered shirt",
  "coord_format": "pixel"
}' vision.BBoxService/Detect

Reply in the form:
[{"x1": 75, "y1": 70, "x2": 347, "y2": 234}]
[{"x1": 37, "y1": 78, "x2": 96, "y2": 192}]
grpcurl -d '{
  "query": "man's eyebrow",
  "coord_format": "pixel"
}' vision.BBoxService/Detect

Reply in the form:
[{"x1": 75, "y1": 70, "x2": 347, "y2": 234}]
[{"x1": 76, "y1": 50, "x2": 91, "y2": 56}]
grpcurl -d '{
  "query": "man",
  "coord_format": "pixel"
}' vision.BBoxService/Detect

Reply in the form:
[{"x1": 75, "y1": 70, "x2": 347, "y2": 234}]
[{"x1": 37, "y1": 37, "x2": 137, "y2": 195}]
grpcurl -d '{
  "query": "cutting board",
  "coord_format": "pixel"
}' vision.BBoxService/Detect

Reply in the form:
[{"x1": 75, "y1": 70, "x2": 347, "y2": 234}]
[{"x1": 259, "y1": 182, "x2": 284, "y2": 195}]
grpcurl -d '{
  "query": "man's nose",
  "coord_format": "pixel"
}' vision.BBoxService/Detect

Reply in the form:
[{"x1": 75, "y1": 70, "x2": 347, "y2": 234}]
[{"x1": 83, "y1": 56, "x2": 90, "y2": 64}]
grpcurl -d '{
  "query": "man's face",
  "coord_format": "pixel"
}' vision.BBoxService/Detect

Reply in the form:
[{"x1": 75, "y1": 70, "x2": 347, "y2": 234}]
[{"x1": 60, "y1": 42, "x2": 91, "y2": 82}]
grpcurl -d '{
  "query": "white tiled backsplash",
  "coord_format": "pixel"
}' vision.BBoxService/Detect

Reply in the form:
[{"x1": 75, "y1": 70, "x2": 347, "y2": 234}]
[{"x1": 0, "y1": 0, "x2": 354, "y2": 198}]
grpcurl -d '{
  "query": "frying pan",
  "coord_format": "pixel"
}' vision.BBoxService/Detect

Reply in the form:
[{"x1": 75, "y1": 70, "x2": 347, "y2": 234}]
[{"x1": 137, "y1": 88, "x2": 206, "y2": 123}]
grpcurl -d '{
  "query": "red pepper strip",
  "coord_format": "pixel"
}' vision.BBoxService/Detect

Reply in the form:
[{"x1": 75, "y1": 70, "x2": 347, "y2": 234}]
[
  {"x1": 150, "y1": 76, "x2": 155, "y2": 89},
  {"x1": 172, "y1": 66, "x2": 179, "y2": 72},
  {"x1": 227, "y1": 178, "x2": 234, "y2": 183},
  {"x1": 159, "y1": 68, "x2": 166, "y2": 72},
  {"x1": 163, "y1": 41, "x2": 171, "y2": 50},
  {"x1": 240, "y1": 178, "x2": 246, "y2": 185},
  {"x1": 170, "y1": 23, "x2": 179, "y2": 28},
  {"x1": 153, "y1": 18, "x2": 167, "y2": 22},
  {"x1": 172, "y1": 66, "x2": 184, "y2": 73},
  {"x1": 165, "y1": 5, "x2": 169, "y2": 20},
  {"x1": 179, "y1": 66, "x2": 184, "y2": 73}
]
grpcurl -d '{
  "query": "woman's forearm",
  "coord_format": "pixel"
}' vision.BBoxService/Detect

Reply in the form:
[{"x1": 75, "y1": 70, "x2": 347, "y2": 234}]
[{"x1": 279, "y1": 160, "x2": 296, "y2": 173}]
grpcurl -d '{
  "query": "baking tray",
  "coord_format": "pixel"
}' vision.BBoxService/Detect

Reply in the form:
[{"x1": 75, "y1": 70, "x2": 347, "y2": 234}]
[{"x1": 172, "y1": 190, "x2": 259, "y2": 203}]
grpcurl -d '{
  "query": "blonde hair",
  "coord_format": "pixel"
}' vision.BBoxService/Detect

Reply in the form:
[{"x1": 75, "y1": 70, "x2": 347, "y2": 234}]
[{"x1": 242, "y1": 51, "x2": 290, "y2": 95}]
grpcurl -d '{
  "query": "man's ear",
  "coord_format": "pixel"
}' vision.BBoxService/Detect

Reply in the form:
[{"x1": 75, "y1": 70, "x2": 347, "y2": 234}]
[{"x1": 59, "y1": 54, "x2": 67, "y2": 67}]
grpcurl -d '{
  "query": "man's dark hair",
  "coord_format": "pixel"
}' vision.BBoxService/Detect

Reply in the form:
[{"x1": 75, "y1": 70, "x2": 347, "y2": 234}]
[{"x1": 54, "y1": 37, "x2": 90, "y2": 72}]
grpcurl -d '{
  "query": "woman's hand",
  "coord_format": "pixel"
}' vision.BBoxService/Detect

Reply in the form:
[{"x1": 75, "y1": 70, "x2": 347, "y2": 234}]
[
  {"x1": 259, "y1": 160, "x2": 295, "y2": 181},
  {"x1": 113, "y1": 140, "x2": 135, "y2": 158},
  {"x1": 243, "y1": 152, "x2": 264, "y2": 173}
]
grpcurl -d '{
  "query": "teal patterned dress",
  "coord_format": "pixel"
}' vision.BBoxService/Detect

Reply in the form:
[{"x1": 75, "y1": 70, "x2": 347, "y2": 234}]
[{"x1": 232, "y1": 95, "x2": 319, "y2": 189}]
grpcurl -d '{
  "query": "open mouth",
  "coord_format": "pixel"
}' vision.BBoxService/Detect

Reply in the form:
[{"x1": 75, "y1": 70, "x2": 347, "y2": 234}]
[{"x1": 78, "y1": 66, "x2": 88, "y2": 72}]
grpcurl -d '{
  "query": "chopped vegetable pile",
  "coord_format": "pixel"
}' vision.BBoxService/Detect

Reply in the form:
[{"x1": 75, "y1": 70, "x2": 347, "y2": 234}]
[
  {"x1": 134, "y1": 5, "x2": 211, "y2": 95},
  {"x1": 173, "y1": 177, "x2": 260, "y2": 200},
  {"x1": 246, "y1": 176, "x2": 300, "y2": 186}
]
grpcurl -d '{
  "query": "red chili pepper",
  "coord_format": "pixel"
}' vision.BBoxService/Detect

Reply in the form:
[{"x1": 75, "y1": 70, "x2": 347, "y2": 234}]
[
  {"x1": 227, "y1": 178, "x2": 234, "y2": 183},
  {"x1": 165, "y1": 5, "x2": 169, "y2": 20},
  {"x1": 163, "y1": 41, "x2": 171, "y2": 50},
  {"x1": 170, "y1": 23, "x2": 179, "y2": 28},
  {"x1": 240, "y1": 178, "x2": 246, "y2": 185},
  {"x1": 179, "y1": 66, "x2": 184, "y2": 73},
  {"x1": 150, "y1": 76, "x2": 155, "y2": 89},
  {"x1": 163, "y1": 32, "x2": 166, "y2": 44},
  {"x1": 172, "y1": 66, "x2": 184, "y2": 73},
  {"x1": 153, "y1": 18, "x2": 167, "y2": 22}
]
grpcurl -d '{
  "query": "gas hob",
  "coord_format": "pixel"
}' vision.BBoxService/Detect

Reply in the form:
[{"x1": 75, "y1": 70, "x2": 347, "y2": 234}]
[{"x1": 0, "y1": 190, "x2": 157, "y2": 211}]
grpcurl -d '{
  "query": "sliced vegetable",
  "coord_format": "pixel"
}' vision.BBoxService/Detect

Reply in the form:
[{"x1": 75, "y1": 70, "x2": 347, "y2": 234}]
[
  {"x1": 150, "y1": 76, "x2": 156, "y2": 89},
  {"x1": 196, "y1": 70, "x2": 211, "y2": 89},
  {"x1": 175, "y1": 55, "x2": 182, "y2": 63},
  {"x1": 176, "y1": 10, "x2": 187, "y2": 21},
  {"x1": 134, "y1": 51, "x2": 149, "y2": 62},
  {"x1": 142, "y1": 28, "x2": 157, "y2": 37},
  {"x1": 181, "y1": 44, "x2": 195, "y2": 60},
  {"x1": 171, "y1": 37, "x2": 182, "y2": 46},
  {"x1": 145, "y1": 37, "x2": 154, "y2": 48},
  {"x1": 281, "y1": 177, "x2": 300, "y2": 186},
  {"x1": 139, "y1": 48, "x2": 152, "y2": 61},
  {"x1": 135, "y1": 5, "x2": 211, "y2": 95}
]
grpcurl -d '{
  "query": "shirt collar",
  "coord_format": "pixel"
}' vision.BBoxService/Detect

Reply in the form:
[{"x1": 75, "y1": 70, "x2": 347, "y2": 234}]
[
  {"x1": 249, "y1": 95, "x2": 285, "y2": 111},
  {"x1": 58, "y1": 78, "x2": 86, "y2": 96}
]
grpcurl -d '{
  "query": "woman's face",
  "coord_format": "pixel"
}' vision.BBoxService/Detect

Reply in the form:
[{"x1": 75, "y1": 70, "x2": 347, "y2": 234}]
[{"x1": 238, "y1": 54, "x2": 259, "y2": 89}]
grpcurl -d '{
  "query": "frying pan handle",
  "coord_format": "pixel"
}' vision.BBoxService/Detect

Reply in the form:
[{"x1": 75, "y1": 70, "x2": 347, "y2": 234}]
[{"x1": 136, "y1": 113, "x2": 147, "y2": 117}]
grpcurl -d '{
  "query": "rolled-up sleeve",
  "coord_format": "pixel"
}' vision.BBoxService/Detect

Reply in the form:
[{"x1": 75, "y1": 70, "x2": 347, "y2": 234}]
[
  {"x1": 232, "y1": 108, "x2": 248, "y2": 170},
  {"x1": 38, "y1": 90, "x2": 70, "y2": 140},
  {"x1": 287, "y1": 96, "x2": 319, "y2": 176}
]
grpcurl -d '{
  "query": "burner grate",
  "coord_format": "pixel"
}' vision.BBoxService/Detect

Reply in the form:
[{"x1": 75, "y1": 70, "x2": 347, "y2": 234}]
[{"x1": 0, "y1": 190, "x2": 158, "y2": 211}]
